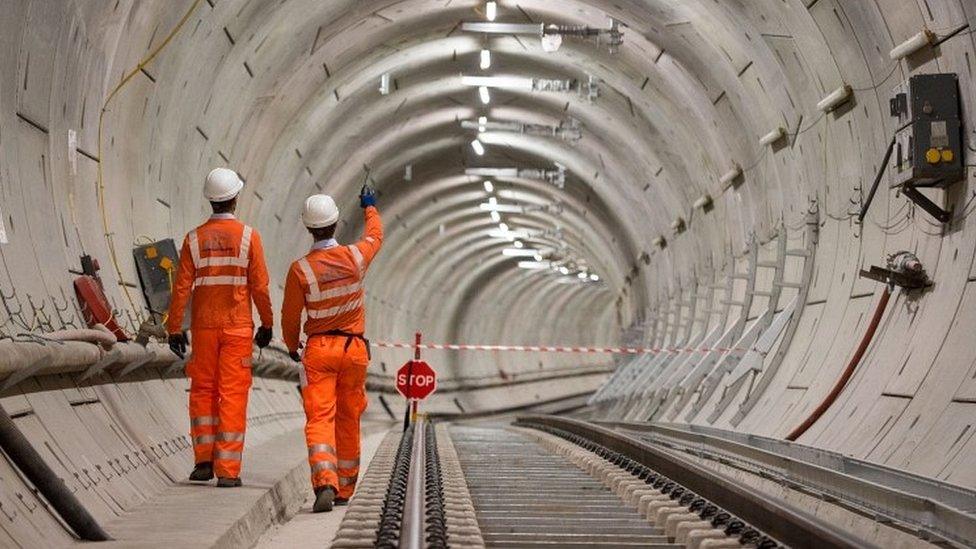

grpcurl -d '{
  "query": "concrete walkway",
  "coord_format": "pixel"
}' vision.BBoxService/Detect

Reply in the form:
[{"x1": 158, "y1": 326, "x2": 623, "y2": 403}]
[
  {"x1": 96, "y1": 428, "x2": 309, "y2": 548},
  {"x1": 255, "y1": 421, "x2": 396, "y2": 548}
]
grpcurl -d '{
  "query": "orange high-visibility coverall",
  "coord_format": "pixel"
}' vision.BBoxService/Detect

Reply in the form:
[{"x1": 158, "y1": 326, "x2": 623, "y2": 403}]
[
  {"x1": 281, "y1": 206, "x2": 383, "y2": 497},
  {"x1": 167, "y1": 214, "x2": 273, "y2": 479}
]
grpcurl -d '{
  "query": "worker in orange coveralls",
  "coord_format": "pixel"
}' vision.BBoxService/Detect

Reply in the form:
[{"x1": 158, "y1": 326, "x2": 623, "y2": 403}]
[
  {"x1": 166, "y1": 167, "x2": 274, "y2": 488},
  {"x1": 281, "y1": 186, "x2": 382, "y2": 512}
]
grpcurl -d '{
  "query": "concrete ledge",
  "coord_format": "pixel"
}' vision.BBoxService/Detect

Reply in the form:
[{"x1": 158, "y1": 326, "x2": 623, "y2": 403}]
[{"x1": 98, "y1": 429, "x2": 308, "y2": 548}]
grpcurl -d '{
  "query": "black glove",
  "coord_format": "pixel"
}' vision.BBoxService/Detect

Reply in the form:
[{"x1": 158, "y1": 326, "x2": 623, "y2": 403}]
[
  {"x1": 255, "y1": 326, "x2": 273, "y2": 348},
  {"x1": 168, "y1": 333, "x2": 187, "y2": 359},
  {"x1": 289, "y1": 351, "x2": 302, "y2": 363},
  {"x1": 360, "y1": 184, "x2": 377, "y2": 208}
]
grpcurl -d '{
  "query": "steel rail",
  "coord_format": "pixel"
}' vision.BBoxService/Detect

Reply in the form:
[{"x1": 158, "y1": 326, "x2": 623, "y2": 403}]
[
  {"x1": 516, "y1": 415, "x2": 866, "y2": 549},
  {"x1": 399, "y1": 418, "x2": 427, "y2": 549},
  {"x1": 608, "y1": 420, "x2": 976, "y2": 548}
]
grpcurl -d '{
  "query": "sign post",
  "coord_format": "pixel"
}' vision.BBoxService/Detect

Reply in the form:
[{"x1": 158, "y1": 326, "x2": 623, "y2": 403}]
[{"x1": 397, "y1": 332, "x2": 437, "y2": 430}]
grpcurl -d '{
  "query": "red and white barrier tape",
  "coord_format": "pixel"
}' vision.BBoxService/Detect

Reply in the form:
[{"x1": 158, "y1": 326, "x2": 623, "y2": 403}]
[{"x1": 372, "y1": 341, "x2": 747, "y2": 355}]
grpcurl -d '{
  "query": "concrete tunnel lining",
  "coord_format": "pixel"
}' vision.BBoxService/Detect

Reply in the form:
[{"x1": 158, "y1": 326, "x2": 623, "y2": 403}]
[{"x1": 1, "y1": 0, "x2": 976, "y2": 545}]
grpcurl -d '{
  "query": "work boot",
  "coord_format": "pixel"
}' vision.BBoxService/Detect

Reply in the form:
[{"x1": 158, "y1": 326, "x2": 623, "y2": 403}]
[
  {"x1": 334, "y1": 497, "x2": 349, "y2": 506},
  {"x1": 313, "y1": 486, "x2": 336, "y2": 513},
  {"x1": 189, "y1": 462, "x2": 213, "y2": 482},
  {"x1": 216, "y1": 477, "x2": 242, "y2": 488}
]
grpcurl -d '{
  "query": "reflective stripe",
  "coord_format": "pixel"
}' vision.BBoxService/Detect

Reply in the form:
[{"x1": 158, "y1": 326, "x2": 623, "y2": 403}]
[
  {"x1": 309, "y1": 281, "x2": 361, "y2": 303},
  {"x1": 337, "y1": 458, "x2": 360, "y2": 469},
  {"x1": 189, "y1": 224, "x2": 251, "y2": 268},
  {"x1": 193, "y1": 435, "x2": 216, "y2": 445},
  {"x1": 311, "y1": 461, "x2": 337, "y2": 473},
  {"x1": 365, "y1": 236, "x2": 375, "y2": 243},
  {"x1": 214, "y1": 450, "x2": 242, "y2": 461},
  {"x1": 348, "y1": 245, "x2": 364, "y2": 273},
  {"x1": 339, "y1": 475, "x2": 358, "y2": 486},
  {"x1": 188, "y1": 231, "x2": 201, "y2": 266},
  {"x1": 298, "y1": 258, "x2": 321, "y2": 300},
  {"x1": 306, "y1": 297, "x2": 363, "y2": 320},
  {"x1": 217, "y1": 432, "x2": 245, "y2": 442},
  {"x1": 308, "y1": 444, "x2": 336, "y2": 457},
  {"x1": 194, "y1": 276, "x2": 248, "y2": 286},
  {"x1": 192, "y1": 416, "x2": 218, "y2": 426},
  {"x1": 196, "y1": 256, "x2": 248, "y2": 267}
]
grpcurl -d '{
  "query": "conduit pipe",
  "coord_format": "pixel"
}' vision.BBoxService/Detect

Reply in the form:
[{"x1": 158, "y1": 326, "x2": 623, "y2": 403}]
[
  {"x1": 785, "y1": 287, "x2": 892, "y2": 441},
  {"x1": 0, "y1": 404, "x2": 111, "y2": 540}
]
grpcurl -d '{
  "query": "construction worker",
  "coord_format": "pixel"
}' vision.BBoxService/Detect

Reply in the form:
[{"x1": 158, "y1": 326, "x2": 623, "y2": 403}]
[
  {"x1": 167, "y1": 167, "x2": 274, "y2": 488},
  {"x1": 281, "y1": 186, "x2": 382, "y2": 512}
]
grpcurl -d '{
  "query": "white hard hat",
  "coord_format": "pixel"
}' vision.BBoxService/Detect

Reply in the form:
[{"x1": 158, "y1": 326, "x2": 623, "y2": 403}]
[
  {"x1": 303, "y1": 194, "x2": 339, "y2": 228},
  {"x1": 204, "y1": 168, "x2": 244, "y2": 202}
]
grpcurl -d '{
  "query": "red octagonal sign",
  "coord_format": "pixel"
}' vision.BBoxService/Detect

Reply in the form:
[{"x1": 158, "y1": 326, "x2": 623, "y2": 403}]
[{"x1": 396, "y1": 360, "x2": 437, "y2": 400}]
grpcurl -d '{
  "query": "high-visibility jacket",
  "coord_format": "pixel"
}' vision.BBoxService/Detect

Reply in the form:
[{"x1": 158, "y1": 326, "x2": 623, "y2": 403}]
[
  {"x1": 282, "y1": 206, "x2": 383, "y2": 352},
  {"x1": 167, "y1": 214, "x2": 273, "y2": 333}
]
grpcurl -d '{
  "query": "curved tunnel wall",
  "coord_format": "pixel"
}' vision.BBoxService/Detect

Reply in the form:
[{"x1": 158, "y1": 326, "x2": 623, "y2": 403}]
[{"x1": 0, "y1": 1, "x2": 975, "y2": 541}]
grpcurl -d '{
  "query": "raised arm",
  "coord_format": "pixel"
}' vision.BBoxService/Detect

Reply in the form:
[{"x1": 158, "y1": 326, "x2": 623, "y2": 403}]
[{"x1": 353, "y1": 205, "x2": 383, "y2": 271}]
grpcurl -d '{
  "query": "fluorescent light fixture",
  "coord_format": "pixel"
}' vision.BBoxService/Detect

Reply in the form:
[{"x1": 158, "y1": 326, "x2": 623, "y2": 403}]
[
  {"x1": 463, "y1": 75, "x2": 535, "y2": 90},
  {"x1": 503, "y1": 248, "x2": 540, "y2": 257},
  {"x1": 490, "y1": 210, "x2": 501, "y2": 222},
  {"x1": 466, "y1": 168, "x2": 519, "y2": 178},
  {"x1": 890, "y1": 29, "x2": 935, "y2": 60},
  {"x1": 483, "y1": 180, "x2": 494, "y2": 193},
  {"x1": 513, "y1": 240, "x2": 523, "y2": 248},
  {"x1": 471, "y1": 139, "x2": 485, "y2": 155},
  {"x1": 480, "y1": 49, "x2": 492, "y2": 69},
  {"x1": 519, "y1": 261, "x2": 551, "y2": 270},
  {"x1": 693, "y1": 194, "x2": 712, "y2": 210},
  {"x1": 498, "y1": 223, "x2": 508, "y2": 231},
  {"x1": 671, "y1": 217, "x2": 686, "y2": 234},
  {"x1": 488, "y1": 196, "x2": 497, "y2": 205},
  {"x1": 463, "y1": 22, "x2": 543, "y2": 35},
  {"x1": 379, "y1": 73, "x2": 390, "y2": 95},
  {"x1": 817, "y1": 84, "x2": 852, "y2": 113},
  {"x1": 489, "y1": 229, "x2": 531, "y2": 239},
  {"x1": 759, "y1": 127, "x2": 785, "y2": 146},
  {"x1": 559, "y1": 266, "x2": 570, "y2": 275},
  {"x1": 533, "y1": 253, "x2": 543, "y2": 261},
  {"x1": 577, "y1": 272, "x2": 588, "y2": 280},
  {"x1": 479, "y1": 86, "x2": 491, "y2": 104},
  {"x1": 485, "y1": 1, "x2": 497, "y2": 21},
  {"x1": 589, "y1": 273, "x2": 600, "y2": 281},
  {"x1": 479, "y1": 116, "x2": 488, "y2": 125},
  {"x1": 479, "y1": 202, "x2": 523, "y2": 213},
  {"x1": 719, "y1": 164, "x2": 743, "y2": 189}
]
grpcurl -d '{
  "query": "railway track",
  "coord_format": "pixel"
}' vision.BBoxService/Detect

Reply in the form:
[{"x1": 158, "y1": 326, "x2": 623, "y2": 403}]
[{"x1": 332, "y1": 415, "x2": 973, "y2": 548}]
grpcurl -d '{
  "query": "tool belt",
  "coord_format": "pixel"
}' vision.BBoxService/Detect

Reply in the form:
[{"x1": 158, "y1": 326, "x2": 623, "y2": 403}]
[{"x1": 311, "y1": 330, "x2": 371, "y2": 359}]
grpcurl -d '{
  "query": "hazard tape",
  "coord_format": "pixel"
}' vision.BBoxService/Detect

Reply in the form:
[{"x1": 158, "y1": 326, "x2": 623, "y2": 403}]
[{"x1": 372, "y1": 341, "x2": 747, "y2": 355}]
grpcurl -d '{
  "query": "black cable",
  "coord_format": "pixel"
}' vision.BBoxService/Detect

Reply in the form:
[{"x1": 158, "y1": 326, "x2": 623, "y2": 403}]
[{"x1": 858, "y1": 135, "x2": 897, "y2": 225}]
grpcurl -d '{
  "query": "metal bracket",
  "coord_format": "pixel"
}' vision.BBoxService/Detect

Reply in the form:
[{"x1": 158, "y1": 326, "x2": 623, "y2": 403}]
[{"x1": 900, "y1": 184, "x2": 952, "y2": 223}]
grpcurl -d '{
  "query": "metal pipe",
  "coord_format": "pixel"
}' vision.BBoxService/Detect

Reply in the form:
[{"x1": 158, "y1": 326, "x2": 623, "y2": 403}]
[
  {"x1": 399, "y1": 417, "x2": 426, "y2": 549},
  {"x1": 786, "y1": 287, "x2": 891, "y2": 441},
  {"x1": 0, "y1": 403, "x2": 111, "y2": 541}
]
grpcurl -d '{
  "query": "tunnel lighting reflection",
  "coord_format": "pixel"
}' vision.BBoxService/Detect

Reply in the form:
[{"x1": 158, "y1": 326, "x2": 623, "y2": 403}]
[
  {"x1": 480, "y1": 49, "x2": 492, "y2": 70},
  {"x1": 490, "y1": 211, "x2": 501, "y2": 222},
  {"x1": 479, "y1": 85, "x2": 491, "y2": 104},
  {"x1": 559, "y1": 266, "x2": 570, "y2": 275},
  {"x1": 498, "y1": 223, "x2": 509, "y2": 231},
  {"x1": 464, "y1": 75, "x2": 535, "y2": 90},
  {"x1": 518, "y1": 261, "x2": 551, "y2": 270},
  {"x1": 486, "y1": 1, "x2": 497, "y2": 21},
  {"x1": 513, "y1": 241, "x2": 524, "y2": 248},
  {"x1": 483, "y1": 180, "x2": 494, "y2": 193},
  {"x1": 471, "y1": 139, "x2": 485, "y2": 155},
  {"x1": 503, "y1": 248, "x2": 540, "y2": 257},
  {"x1": 590, "y1": 273, "x2": 600, "y2": 281}
]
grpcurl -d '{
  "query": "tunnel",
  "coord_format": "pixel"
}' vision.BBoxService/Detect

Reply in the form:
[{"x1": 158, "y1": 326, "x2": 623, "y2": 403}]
[{"x1": 1, "y1": 0, "x2": 975, "y2": 547}]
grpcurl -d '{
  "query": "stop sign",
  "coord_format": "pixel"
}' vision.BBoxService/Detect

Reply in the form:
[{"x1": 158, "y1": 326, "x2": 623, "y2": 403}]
[{"x1": 396, "y1": 360, "x2": 437, "y2": 400}]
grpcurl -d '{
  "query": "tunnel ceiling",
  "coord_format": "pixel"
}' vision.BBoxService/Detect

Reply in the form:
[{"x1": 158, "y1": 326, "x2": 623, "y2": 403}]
[{"x1": 4, "y1": 0, "x2": 976, "y2": 395}]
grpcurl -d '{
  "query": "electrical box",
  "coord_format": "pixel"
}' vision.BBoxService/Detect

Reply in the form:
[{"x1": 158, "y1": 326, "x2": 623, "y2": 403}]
[
  {"x1": 889, "y1": 73, "x2": 964, "y2": 187},
  {"x1": 133, "y1": 239, "x2": 180, "y2": 319}
]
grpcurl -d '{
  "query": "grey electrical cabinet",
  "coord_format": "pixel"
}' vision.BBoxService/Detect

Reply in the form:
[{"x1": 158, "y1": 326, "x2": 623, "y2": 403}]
[{"x1": 889, "y1": 73, "x2": 964, "y2": 188}]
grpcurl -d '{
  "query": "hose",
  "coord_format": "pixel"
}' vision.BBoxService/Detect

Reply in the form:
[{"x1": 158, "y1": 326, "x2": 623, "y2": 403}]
[
  {"x1": 785, "y1": 287, "x2": 891, "y2": 441},
  {"x1": 0, "y1": 404, "x2": 111, "y2": 541}
]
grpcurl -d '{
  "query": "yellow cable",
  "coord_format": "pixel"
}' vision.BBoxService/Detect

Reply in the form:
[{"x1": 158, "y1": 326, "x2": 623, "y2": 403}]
[{"x1": 96, "y1": 0, "x2": 204, "y2": 331}]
